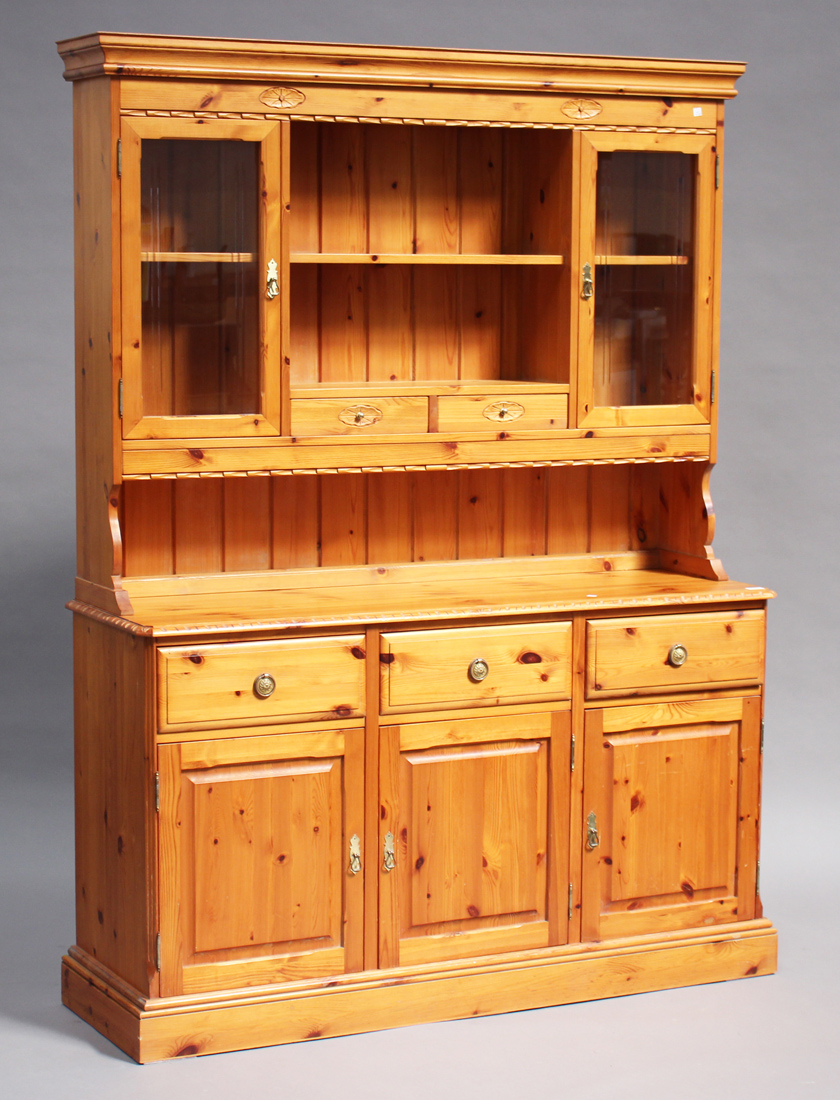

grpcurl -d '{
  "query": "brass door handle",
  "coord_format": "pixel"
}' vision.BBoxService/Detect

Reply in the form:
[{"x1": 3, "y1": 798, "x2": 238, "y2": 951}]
[
  {"x1": 349, "y1": 834, "x2": 362, "y2": 875},
  {"x1": 383, "y1": 831, "x2": 396, "y2": 872},
  {"x1": 581, "y1": 262, "x2": 594, "y2": 300},
  {"x1": 586, "y1": 811, "x2": 600, "y2": 850},
  {"x1": 265, "y1": 258, "x2": 279, "y2": 300}
]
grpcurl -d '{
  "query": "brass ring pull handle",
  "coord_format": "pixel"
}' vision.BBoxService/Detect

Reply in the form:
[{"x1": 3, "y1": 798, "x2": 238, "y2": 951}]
[
  {"x1": 254, "y1": 672, "x2": 276, "y2": 698},
  {"x1": 668, "y1": 644, "x2": 688, "y2": 668},
  {"x1": 468, "y1": 658, "x2": 489, "y2": 683}
]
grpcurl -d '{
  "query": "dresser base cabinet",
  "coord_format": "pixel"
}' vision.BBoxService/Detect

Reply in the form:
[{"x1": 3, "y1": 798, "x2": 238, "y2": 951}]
[{"x1": 58, "y1": 34, "x2": 776, "y2": 1062}]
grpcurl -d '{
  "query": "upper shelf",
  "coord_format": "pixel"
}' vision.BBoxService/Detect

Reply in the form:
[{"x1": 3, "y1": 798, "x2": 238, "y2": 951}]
[
  {"x1": 141, "y1": 251, "x2": 255, "y2": 263},
  {"x1": 291, "y1": 253, "x2": 565, "y2": 266}
]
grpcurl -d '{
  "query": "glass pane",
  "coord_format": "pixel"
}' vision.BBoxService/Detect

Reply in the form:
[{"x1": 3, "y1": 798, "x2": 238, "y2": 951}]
[
  {"x1": 140, "y1": 140, "x2": 260, "y2": 416},
  {"x1": 594, "y1": 151, "x2": 695, "y2": 407}
]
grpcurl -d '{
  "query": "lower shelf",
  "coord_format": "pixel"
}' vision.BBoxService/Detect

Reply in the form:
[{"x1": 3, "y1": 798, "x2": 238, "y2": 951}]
[{"x1": 62, "y1": 920, "x2": 777, "y2": 1063}]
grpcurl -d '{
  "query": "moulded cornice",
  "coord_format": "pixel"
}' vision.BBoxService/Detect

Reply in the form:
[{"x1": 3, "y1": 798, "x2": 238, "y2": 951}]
[{"x1": 57, "y1": 33, "x2": 745, "y2": 98}]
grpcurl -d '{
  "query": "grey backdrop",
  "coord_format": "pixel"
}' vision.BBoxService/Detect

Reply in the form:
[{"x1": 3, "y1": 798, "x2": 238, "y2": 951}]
[{"x1": 2, "y1": 0, "x2": 838, "y2": 1096}]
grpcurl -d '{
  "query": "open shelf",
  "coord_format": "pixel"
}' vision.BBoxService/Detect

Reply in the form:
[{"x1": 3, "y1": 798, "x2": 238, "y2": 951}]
[
  {"x1": 141, "y1": 251, "x2": 255, "y2": 263},
  {"x1": 291, "y1": 253, "x2": 565, "y2": 265},
  {"x1": 595, "y1": 255, "x2": 688, "y2": 265}
]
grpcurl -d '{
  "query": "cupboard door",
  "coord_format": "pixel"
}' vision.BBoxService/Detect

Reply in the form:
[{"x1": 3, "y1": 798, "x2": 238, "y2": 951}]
[
  {"x1": 581, "y1": 697, "x2": 761, "y2": 941},
  {"x1": 379, "y1": 712, "x2": 571, "y2": 968},
  {"x1": 576, "y1": 131, "x2": 717, "y2": 429},
  {"x1": 120, "y1": 116, "x2": 288, "y2": 439},
  {"x1": 158, "y1": 729, "x2": 363, "y2": 995}
]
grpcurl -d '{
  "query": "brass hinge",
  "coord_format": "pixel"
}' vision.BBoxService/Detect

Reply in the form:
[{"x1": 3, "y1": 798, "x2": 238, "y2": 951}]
[
  {"x1": 710, "y1": 370, "x2": 716, "y2": 405},
  {"x1": 117, "y1": 138, "x2": 122, "y2": 179},
  {"x1": 155, "y1": 932, "x2": 161, "y2": 972},
  {"x1": 570, "y1": 733, "x2": 576, "y2": 772},
  {"x1": 715, "y1": 154, "x2": 720, "y2": 189},
  {"x1": 568, "y1": 883, "x2": 574, "y2": 921},
  {"x1": 118, "y1": 378, "x2": 124, "y2": 419},
  {"x1": 760, "y1": 719, "x2": 765, "y2": 754},
  {"x1": 154, "y1": 772, "x2": 160, "y2": 813},
  {"x1": 756, "y1": 861, "x2": 761, "y2": 894}
]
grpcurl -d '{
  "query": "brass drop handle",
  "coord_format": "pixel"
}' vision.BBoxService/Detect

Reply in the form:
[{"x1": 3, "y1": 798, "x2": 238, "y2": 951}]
[
  {"x1": 586, "y1": 811, "x2": 600, "y2": 851},
  {"x1": 383, "y1": 831, "x2": 396, "y2": 872},
  {"x1": 468, "y1": 658, "x2": 489, "y2": 683},
  {"x1": 349, "y1": 834, "x2": 362, "y2": 875},
  {"x1": 253, "y1": 672, "x2": 276, "y2": 698},
  {"x1": 581, "y1": 262, "x2": 594, "y2": 300},
  {"x1": 265, "y1": 258, "x2": 279, "y2": 300},
  {"x1": 668, "y1": 644, "x2": 688, "y2": 668}
]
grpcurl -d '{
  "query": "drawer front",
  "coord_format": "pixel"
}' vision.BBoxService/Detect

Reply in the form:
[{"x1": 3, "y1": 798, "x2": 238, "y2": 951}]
[
  {"x1": 586, "y1": 611, "x2": 765, "y2": 698},
  {"x1": 290, "y1": 396, "x2": 428, "y2": 436},
  {"x1": 159, "y1": 635, "x2": 366, "y2": 729},
  {"x1": 381, "y1": 622, "x2": 572, "y2": 712},
  {"x1": 437, "y1": 393, "x2": 568, "y2": 433}
]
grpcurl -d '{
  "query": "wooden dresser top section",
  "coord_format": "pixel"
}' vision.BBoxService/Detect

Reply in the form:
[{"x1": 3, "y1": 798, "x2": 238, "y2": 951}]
[{"x1": 57, "y1": 33, "x2": 745, "y2": 99}]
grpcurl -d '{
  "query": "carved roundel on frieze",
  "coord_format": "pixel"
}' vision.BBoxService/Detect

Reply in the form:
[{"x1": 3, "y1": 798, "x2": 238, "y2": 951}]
[
  {"x1": 560, "y1": 99, "x2": 603, "y2": 119},
  {"x1": 259, "y1": 86, "x2": 307, "y2": 110}
]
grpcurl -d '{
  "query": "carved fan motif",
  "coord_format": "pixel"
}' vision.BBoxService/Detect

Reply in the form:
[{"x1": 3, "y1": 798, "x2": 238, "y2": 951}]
[
  {"x1": 339, "y1": 404, "x2": 384, "y2": 427},
  {"x1": 259, "y1": 86, "x2": 307, "y2": 109},
  {"x1": 560, "y1": 99, "x2": 603, "y2": 119},
  {"x1": 482, "y1": 401, "x2": 525, "y2": 423}
]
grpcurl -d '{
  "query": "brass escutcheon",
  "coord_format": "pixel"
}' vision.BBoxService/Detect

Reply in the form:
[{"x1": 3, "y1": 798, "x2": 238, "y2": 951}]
[{"x1": 254, "y1": 672, "x2": 276, "y2": 698}]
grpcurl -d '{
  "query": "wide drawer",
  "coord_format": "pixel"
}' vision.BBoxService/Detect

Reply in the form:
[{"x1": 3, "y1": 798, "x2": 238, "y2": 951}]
[
  {"x1": 158, "y1": 635, "x2": 366, "y2": 730},
  {"x1": 290, "y1": 396, "x2": 428, "y2": 436},
  {"x1": 437, "y1": 392, "x2": 568, "y2": 433},
  {"x1": 586, "y1": 610, "x2": 765, "y2": 698},
  {"x1": 380, "y1": 622, "x2": 572, "y2": 713}
]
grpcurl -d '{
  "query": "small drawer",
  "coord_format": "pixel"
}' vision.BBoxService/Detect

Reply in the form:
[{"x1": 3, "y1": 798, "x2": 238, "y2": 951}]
[
  {"x1": 290, "y1": 396, "x2": 428, "y2": 436},
  {"x1": 586, "y1": 611, "x2": 765, "y2": 698},
  {"x1": 437, "y1": 392, "x2": 568, "y2": 433},
  {"x1": 158, "y1": 635, "x2": 366, "y2": 730},
  {"x1": 380, "y1": 622, "x2": 572, "y2": 713}
]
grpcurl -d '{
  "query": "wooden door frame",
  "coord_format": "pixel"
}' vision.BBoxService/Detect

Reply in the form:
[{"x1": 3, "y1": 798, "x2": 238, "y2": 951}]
[
  {"x1": 120, "y1": 115, "x2": 287, "y2": 440},
  {"x1": 574, "y1": 131, "x2": 717, "y2": 430}
]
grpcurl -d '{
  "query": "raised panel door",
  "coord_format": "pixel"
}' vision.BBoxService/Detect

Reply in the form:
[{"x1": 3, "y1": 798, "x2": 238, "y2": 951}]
[
  {"x1": 158, "y1": 728, "x2": 363, "y2": 995},
  {"x1": 581, "y1": 697, "x2": 761, "y2": 940},
  {"x1": 379, "y1": 712, "x2": 571, "y2": 967}
]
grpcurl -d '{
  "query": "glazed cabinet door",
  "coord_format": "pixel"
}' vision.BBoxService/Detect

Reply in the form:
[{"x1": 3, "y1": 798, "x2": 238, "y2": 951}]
[
  {"x1": 576, "y1": 131, "x2": 717, "y2": 429},
  {"x1": 378, "y1": 712, "x2": 571, "y2": 968},
  {"x1": 158, "y1": 728, "x2": 363, "y2": 995},
  {"x1": 120, "y1": 115, "x2": 288, "y2": 439},
  {"x1": 581, "y1": 697, "x2": 761, "y2": 941}
]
